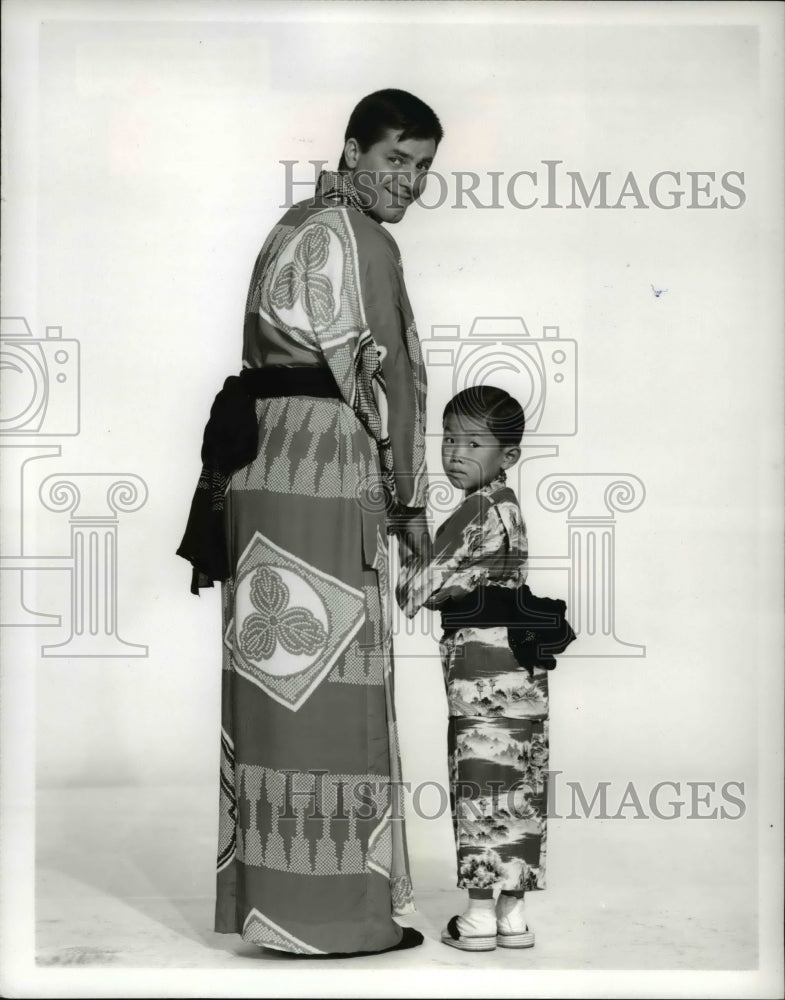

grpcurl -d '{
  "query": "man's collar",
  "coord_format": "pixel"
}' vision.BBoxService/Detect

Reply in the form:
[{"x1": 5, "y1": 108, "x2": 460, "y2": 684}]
[{"x1": 315, "y1": 170, "x2": 369, "y2": 215}]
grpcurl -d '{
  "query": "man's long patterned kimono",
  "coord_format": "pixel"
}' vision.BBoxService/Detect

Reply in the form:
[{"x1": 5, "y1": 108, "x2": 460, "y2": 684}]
[
  {"x1": 398, "y1": 473, "x2": 549, "y2": 893},
  {"x1": 215, "y1": 173, "x2": 427, "y2": 954}
]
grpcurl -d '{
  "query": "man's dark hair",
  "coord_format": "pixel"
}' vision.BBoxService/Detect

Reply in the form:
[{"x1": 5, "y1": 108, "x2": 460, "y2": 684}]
[
  {"x1": 443, "y1": 385, "x2": 526, "y2": 448},
  {"x1": 338, "y1": 89, "x2": 443, "y2": 170}
]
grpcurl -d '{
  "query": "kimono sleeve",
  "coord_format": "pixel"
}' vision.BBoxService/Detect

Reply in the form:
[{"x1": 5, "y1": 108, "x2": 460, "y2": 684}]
[
  {"x1": 359, "y1": 232, "x2": 428, "y2": 511},
  {"x1": 397, "y1": 494, "x2": 510, "y2": 617}
]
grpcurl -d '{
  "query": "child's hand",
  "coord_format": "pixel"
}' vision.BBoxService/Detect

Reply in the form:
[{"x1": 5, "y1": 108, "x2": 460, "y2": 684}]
[{"x1": 393, "y1": 509, "x2": 432, "y2": 564}]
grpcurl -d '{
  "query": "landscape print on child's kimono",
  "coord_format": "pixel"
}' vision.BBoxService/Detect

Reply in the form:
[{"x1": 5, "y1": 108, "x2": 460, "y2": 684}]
[
  {"x1": 453, "y1": 717, "x2": 549, "y2": 794},
  {"x1": 449, "y1": 667, "x2": 549, "y2": 719},
  {"x1": 450, "y1": 716, "x2": 548, "y2": 889}
]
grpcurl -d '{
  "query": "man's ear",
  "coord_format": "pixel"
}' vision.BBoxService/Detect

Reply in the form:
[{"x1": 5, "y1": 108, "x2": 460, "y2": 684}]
[{"x1": 343, "y1": 138, "x2": 360, "y2": 169}]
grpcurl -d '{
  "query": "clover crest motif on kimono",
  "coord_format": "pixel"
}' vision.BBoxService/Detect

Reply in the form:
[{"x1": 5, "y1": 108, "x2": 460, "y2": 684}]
[
  {"x1": 226, "y1": 532, "x2": 367, "y2": 711},
  {"x1": 270, "y1": 224, "x2": 336, "y2": 331},
  {"x1": 238, "y1": 566, "x2": 327, "y2": 662},
  {"x1": 264, "y1": 216, "x2": 362, "y2": 347}
]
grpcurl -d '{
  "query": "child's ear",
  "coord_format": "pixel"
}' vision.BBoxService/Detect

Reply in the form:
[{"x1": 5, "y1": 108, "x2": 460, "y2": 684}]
[{"x1": 501, "y1": 445, "x2": 521, "y2": 469}]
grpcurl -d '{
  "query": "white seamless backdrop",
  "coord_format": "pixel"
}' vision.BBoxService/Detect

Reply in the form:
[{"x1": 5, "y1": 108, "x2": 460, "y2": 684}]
[{"x1": 1, "y1": 2, "x2": 783, "y2": 995}]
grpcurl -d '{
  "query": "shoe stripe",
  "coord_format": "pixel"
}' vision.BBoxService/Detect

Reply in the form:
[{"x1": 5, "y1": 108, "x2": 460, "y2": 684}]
[{"x1": 446, "y1": 915, "x2": 461, "y2": 941}]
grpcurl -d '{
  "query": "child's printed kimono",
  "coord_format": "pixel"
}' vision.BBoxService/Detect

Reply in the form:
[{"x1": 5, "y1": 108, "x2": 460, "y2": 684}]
[{"x1": 398, "y1": 472, "x2": 548, "y2": 892}]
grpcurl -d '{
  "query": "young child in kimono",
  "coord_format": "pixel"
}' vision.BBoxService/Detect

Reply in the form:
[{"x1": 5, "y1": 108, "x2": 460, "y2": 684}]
[{"x1": 398, "y1": 384, "x2": 573, "y2": 952}]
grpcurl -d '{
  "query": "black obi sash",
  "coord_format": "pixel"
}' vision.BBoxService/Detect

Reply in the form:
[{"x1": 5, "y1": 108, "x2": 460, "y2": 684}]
[
  {"x1": 177, "y1": 367, "x2": 342, "y2": 594},
  {"x1": 440, "y1": 583, "x2": 576, "y2": 673}
]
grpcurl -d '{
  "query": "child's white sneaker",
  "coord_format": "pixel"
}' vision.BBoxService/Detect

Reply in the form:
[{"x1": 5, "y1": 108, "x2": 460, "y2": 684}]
[
  {"x1": 441, "y1": 897, "x2": 497, "y2": 951},
  {"x1": 495, "y1": 892, "x2": 535, "y2": 949}
]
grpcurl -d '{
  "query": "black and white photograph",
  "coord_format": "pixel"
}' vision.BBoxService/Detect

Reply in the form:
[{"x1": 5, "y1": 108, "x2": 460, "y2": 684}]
[{"x1": 1, "y1": 1, "x2": 783, "y2": 997}]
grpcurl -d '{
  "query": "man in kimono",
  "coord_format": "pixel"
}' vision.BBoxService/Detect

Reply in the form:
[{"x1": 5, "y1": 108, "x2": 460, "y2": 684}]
[{"x1": 209, "y1": 90, "x2": 442, "y2": 956}]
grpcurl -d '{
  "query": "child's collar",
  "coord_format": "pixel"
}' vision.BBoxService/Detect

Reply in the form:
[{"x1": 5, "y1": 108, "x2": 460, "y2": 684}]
[{"x1": 466, "y1": 469, "x2": 508, "y2": 499}]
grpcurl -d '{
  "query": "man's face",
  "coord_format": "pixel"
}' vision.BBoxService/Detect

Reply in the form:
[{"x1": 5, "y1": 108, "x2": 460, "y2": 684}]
[{"x1": 346, "y1": 129, "x2": 436, "y2": 224}]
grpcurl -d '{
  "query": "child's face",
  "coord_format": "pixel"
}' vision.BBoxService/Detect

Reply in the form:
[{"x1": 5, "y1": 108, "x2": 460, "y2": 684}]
[{"x1": 442, "y1": 412, "x2": 518, "y2": 494}]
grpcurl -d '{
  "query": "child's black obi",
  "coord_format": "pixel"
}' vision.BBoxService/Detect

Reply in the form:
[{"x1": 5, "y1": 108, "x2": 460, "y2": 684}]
[{"x1": 440, "y1": 583, "x2": 576, "y2": 674}]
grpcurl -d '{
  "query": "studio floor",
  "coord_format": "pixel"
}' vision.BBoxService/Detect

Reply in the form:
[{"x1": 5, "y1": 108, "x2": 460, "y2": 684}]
[{"x1": 36, "y1": 785, "x2": 757, "y2": 973}]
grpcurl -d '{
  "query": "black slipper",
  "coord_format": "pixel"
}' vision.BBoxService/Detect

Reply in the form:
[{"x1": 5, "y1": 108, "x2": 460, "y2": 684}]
[{"x1": 309, "y1": 925, "x2": 424, "y2": 960}]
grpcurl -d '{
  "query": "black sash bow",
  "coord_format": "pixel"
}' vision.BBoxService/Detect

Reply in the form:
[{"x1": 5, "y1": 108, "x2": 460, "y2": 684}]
[{"x1": 440, "y1": 584, "x2": 576, "y2": 673}]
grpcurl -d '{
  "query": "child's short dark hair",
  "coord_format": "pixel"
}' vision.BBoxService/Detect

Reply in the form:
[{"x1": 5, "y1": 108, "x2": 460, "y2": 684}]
[{"x1": 443, "y1": 385, "x2": 525, "y2": 447}]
